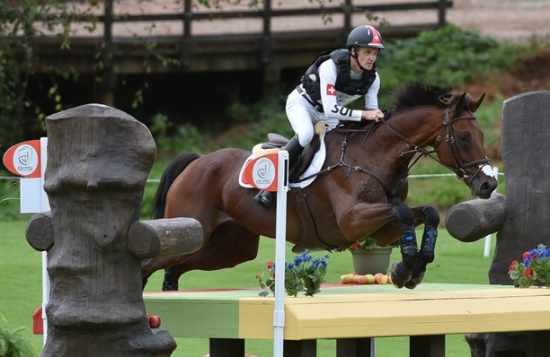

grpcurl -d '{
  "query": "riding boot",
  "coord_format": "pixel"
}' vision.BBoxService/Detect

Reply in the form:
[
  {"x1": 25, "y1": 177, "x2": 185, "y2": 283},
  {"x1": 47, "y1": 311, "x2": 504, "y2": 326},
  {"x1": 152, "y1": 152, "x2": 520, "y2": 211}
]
[{"x1": 254, "y1": 136, "x2": 303, "y2": 211}]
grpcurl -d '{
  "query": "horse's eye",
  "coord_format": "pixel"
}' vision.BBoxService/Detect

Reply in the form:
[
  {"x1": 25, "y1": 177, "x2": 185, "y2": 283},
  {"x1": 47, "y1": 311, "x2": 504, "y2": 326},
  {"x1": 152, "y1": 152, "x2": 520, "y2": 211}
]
[{"x1": 458, "y1": 132, "x2": 471, "y2": 147}]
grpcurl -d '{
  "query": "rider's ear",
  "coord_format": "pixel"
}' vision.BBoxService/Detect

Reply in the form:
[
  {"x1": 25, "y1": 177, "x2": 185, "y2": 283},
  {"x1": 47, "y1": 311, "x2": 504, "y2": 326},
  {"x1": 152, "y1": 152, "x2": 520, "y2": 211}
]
[{"x1": 470, "y1": 93, "x2": 486, "y2": 113}]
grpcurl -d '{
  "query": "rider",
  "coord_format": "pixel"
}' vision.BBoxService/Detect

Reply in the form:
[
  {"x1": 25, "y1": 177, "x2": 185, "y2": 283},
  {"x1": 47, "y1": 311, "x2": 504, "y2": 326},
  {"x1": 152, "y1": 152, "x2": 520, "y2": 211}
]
[{"x1": 254, "y1": 24, "x2": 386, "y2": 210}]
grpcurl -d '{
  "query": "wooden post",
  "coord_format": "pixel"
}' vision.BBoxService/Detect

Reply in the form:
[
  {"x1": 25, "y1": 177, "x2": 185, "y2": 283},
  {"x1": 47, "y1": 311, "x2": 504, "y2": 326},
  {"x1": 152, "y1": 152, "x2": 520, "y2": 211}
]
[
  {"x1": 446, "y1": 91, "x2": 550, "y2": 357},
  {"x1": 25, "y1": 103, "x2": 202, "y2": 356},
  {"x1": 437, "y1": 0, "x2": 446, "y2": 27},
  {"x1": 100, "y1": 0, "x2": 116, "y2": 106},
  {"x1": 182, "y1": 0, "x2": 192, "y2": 67},
  {"x1": 261, "y1": 0, "x2": 272, "y2": 65},
  {"x1": 336, "y1": 338, "x2": 373, "y2": 357},
  {"x1": 410, "y1": 335, "x2": 445, "y2": 357},
  {"x1": 491, "y1": 91, "x2": 550, "y2": 284}
]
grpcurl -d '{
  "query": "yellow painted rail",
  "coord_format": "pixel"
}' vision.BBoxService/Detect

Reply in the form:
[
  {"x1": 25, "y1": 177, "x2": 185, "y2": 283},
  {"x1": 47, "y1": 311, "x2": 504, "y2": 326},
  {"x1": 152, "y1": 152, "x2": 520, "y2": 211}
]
[{"x1": 144, "y1": 284, "x2": 550, "y2": 357}]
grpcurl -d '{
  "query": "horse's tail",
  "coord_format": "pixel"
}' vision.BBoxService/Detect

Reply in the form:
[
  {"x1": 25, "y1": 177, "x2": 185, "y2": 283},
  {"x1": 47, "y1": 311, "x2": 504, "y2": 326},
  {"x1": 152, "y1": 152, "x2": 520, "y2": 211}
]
[{"x1": 152, "y1": 152, "x2": 202, "y2": 219}]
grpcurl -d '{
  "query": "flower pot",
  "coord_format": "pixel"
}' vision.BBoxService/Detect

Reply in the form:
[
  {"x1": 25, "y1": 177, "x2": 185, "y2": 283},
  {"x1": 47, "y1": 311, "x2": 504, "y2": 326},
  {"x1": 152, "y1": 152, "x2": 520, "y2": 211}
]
[{"x1": 350, "y1": 246, "x2": 393, "y2": 275}]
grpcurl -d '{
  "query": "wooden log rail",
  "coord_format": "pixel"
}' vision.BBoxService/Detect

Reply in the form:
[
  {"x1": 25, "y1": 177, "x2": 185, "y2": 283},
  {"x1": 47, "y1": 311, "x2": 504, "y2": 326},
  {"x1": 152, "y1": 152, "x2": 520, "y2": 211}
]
[{"x1": 143, "y1": 283, "x2": 550, "y2": 357}]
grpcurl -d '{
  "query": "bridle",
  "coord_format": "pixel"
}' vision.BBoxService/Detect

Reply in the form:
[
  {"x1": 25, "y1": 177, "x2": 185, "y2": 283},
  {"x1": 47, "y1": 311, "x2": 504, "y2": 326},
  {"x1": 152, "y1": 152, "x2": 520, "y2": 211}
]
[
  {"x1": 382, "y1": 106, "x2": 490, "y2": 187},
  {"x1": 301, "y1": 105, "x2": 490, "y2": 192}
]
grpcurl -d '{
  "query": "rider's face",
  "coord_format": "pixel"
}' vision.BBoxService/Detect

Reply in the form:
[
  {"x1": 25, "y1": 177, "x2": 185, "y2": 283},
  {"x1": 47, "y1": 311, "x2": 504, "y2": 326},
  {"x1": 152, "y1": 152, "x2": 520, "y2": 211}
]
[{"x1": 351, "y1": 46, "x2": 379, "y2": 72}]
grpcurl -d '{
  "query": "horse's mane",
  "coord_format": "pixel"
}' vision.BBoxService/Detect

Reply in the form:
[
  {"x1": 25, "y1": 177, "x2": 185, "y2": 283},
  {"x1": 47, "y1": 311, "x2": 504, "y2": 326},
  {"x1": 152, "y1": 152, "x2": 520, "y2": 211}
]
[
  {"x1": 335, "y1": 82, "x2": 468, "y2": 131},
  {"x1": 391, "y1": 82, "x2": 463, "y2": 113}
]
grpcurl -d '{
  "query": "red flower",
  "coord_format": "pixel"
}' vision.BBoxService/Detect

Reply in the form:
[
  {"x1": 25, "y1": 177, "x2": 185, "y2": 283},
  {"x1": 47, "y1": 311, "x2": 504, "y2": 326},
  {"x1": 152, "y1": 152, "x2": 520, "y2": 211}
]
[
  {"x1": 532, "y1": 254, "x2": 539, "y2": 260},
  {"x1": 524, "y1": 268, "x2": 534, "y2": 277},
  {"x1": 267, "y1": 261, "x2": 274, "y2": 270},
  {"x1": 350, "y1": 242, "x2": 361, "y2": 249},
  {"x1": 509, "y1": 260, "x2": 518, "y2": 271},
  {"x1": 255, "y1": 273, "x2": 261, "y2": 279},
  {"x1": 523, "y1": 252, "x2": 529, "y2": 260}
]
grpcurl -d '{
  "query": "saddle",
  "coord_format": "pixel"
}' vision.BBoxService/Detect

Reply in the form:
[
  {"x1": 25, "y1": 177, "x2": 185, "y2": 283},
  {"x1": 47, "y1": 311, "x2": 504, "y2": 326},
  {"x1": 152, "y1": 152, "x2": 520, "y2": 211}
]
[
  {"x1": 252, "y1": 121, "x2": 325, "y2": 183},
  {"x1": 249, "y1": 122, "x2": 340, "y2": 253}
]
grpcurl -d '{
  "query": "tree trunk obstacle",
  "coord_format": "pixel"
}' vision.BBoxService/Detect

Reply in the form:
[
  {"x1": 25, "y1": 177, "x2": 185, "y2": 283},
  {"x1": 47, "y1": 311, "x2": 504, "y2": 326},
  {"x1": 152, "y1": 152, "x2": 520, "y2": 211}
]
[
  {"x1": 24, "y1": 103, "x2": 204, "y2": 357},
  {"x1": 445, "y1": 91, "x2": 550, "y2": 357}
]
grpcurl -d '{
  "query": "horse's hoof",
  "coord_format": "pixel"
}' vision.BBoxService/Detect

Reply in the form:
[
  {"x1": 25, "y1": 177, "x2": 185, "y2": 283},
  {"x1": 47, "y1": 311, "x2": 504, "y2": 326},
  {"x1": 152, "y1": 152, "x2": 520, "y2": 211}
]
[
  {"x1": 404, "y1": 262, "x2": 427, "y2": 289},
  {"x1": 405, "y1": 264, "x2": 427, "y2": 290},
  {"x1": 390, "y1": 261, "x2": 413, "y2": 289}
]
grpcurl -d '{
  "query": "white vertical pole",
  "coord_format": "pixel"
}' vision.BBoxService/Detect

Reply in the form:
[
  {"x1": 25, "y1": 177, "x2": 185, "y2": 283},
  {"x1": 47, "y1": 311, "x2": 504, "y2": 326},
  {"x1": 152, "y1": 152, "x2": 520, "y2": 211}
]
[
  {"x1": 483, "y1": 166, "x2": 499, "y2": 258},
  {"x1": 40, "y1": 137, "x2": 50, "y2": 344},
  {"x1": 273, "y1": 150, "x2": 289, "y2": 357}
]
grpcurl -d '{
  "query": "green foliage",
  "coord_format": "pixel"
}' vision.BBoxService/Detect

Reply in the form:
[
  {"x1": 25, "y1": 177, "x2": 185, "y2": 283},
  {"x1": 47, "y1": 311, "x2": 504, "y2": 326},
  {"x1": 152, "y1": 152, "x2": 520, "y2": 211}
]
[
  {"x1": 377, "y1": 24, "x2": 517, "y2": 102},
  {"x1": 0, "y1": 174, "x2": 26, "y2": 221},
  {"x1": 0, "y1": 314, "x2": 36, "y2": 357}
]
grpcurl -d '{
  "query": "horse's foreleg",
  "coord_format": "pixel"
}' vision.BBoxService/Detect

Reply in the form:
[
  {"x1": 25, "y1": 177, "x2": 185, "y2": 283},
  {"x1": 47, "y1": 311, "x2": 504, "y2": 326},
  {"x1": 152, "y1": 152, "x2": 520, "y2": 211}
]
[
  {"x1": 404, "y1": 206, "x2": 440, "y2": 289},
  {"x1": 390, "y1": 203, "x2": 419, "y2": 289}
]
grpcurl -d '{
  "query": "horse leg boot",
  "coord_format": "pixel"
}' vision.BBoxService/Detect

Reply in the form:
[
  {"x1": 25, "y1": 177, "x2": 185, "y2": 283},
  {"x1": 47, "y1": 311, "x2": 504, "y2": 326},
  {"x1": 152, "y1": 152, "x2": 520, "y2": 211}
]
[
  {"x1": 404, "y1": 206, "x2": 440, "y2": 289},
  {"x1": 254, "y1": 136, "x2": 303, "y2": 211},
  {"x1": 391, "y1": 224, "x2": 418, "y2": 289},
  {"x1": 404, "y1": 225, "x2": 438, "y2": 289},
  {"x1": 162, "y1": 268, "x2": 179, "y2": 291}
]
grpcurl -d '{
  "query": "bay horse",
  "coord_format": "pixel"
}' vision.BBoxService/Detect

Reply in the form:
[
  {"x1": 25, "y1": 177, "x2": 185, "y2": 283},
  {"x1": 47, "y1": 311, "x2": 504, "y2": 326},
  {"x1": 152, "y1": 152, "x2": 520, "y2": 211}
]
[{"x1": 142, "y1": 83, "x2": 498, "y2": 291}]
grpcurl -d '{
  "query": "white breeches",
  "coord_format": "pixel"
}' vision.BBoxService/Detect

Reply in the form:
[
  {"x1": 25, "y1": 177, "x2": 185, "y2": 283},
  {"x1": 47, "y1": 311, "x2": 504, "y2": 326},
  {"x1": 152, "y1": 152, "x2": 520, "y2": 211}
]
[{"x1": 286, "y1": 89, "x2": 338, "y2": 147}]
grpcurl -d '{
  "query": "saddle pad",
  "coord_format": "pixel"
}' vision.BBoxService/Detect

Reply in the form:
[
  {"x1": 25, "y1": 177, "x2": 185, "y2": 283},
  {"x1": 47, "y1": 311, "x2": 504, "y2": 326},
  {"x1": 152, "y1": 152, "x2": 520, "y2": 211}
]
[
  {"x1": 239, "y1": 122, "x2": 329, "y2": 189},
  {"x1": 239, "y1": 139, "x2": 327, "y2": 189}
]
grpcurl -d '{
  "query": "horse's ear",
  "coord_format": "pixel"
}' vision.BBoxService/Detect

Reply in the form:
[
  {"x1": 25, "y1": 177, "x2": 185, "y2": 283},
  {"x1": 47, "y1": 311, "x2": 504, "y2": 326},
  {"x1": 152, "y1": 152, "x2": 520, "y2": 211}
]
[
  {"x1": 453, "y1": 93, "x2": 467, "y2": 116},
  {"x1": 470, "y1": 93, "x2": 486, "y2": 113}
]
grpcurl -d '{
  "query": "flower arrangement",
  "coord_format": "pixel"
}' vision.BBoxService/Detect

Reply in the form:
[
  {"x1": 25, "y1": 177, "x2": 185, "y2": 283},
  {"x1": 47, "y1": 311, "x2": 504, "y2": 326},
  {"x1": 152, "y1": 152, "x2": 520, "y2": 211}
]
[
  {"x1": 508, "y1": 244, "x2": 550, "y2": 288},
  {"x1": 256, "y1": 250, "x2": 329, "y2": 297}
]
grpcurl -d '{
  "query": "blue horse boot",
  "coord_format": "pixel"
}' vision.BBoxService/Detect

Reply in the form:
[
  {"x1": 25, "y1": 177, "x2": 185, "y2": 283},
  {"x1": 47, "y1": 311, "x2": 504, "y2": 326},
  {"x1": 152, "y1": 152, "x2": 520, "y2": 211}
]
[{"x1": 391, "y1": 224, "x2": 418, "y2": 289}]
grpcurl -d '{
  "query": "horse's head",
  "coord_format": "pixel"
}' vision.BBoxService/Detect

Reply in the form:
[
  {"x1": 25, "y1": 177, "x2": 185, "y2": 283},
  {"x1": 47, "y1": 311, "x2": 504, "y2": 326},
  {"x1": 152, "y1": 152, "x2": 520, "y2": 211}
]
[{"x1": 431, "y1": 89, "x2": 498, "y2": 199}]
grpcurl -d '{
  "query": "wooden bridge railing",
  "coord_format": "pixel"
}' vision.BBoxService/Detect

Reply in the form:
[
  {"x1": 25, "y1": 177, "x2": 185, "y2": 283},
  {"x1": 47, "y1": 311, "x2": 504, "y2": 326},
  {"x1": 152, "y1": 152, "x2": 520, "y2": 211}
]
[
  {"x1": 9, "y1": 0, "x2": 453, "y2": 104},
  {"x1": 95, "y1": 0, "x2": 453, "y2": 67}
]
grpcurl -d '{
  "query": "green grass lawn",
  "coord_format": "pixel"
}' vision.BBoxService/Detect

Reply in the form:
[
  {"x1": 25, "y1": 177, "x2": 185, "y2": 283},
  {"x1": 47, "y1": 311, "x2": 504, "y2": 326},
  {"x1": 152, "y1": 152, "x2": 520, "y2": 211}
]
[{"x1": 0, "y1": 219, "x2": 497, "y2": 356}]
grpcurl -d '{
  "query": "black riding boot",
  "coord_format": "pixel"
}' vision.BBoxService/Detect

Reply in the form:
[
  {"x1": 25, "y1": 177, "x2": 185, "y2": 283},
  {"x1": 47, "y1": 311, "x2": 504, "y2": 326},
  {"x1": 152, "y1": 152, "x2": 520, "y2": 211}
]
[{"x1": 254, "y1": 136, "x2": 303, "y2": 211}]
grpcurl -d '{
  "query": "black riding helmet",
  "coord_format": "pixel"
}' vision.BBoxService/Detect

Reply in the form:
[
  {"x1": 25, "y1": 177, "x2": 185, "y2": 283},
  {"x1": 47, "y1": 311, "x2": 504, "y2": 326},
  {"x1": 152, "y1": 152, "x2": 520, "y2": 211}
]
[
  {"x1": 346, "y1": 25, "x2": 385, "y2": 50},
  {"x1": 346, "y1": 25, "x2": 384, "y2": 72}
]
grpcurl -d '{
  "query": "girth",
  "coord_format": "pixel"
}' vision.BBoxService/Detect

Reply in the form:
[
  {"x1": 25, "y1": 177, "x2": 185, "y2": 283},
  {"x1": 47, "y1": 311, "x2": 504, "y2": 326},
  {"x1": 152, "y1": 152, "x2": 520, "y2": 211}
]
[{"x1": 290, "y1": 188, "x2": 339, "y2": 253}]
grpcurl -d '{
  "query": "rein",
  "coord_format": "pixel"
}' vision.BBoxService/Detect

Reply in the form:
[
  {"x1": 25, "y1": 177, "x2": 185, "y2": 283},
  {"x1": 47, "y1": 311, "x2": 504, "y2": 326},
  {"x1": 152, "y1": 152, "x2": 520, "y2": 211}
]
[{"x1": 298, "y1": 106, "x2": 489, "y2": 191}]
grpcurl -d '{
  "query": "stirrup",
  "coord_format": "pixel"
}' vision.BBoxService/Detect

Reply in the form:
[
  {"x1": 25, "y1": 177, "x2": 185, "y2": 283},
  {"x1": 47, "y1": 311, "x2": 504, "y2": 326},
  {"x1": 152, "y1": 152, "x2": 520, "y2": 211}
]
[{"x1": 254, "y1": 191, "x2": 275, "y2": 211}]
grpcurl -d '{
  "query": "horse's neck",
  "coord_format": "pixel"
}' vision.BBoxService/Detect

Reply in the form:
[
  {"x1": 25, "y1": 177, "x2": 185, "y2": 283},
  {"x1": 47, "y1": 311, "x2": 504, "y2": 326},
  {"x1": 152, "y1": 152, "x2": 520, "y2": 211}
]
[{"x1": 386, "y1": 106, "x2": 444, "y2": 149}]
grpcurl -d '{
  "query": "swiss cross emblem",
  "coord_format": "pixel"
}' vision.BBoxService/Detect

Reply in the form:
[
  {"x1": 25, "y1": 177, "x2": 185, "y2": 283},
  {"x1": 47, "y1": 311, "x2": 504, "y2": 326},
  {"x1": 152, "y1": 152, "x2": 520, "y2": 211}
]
[{"x1": 326, "y1": 84, "x2": 336, "y2": 96}]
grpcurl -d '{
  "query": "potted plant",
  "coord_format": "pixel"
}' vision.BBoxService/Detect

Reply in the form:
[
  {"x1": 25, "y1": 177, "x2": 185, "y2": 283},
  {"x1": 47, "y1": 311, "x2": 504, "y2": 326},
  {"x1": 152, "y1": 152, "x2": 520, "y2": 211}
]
[{"x1": 347, "y1": 238, "x2": 397, "y2": 275}]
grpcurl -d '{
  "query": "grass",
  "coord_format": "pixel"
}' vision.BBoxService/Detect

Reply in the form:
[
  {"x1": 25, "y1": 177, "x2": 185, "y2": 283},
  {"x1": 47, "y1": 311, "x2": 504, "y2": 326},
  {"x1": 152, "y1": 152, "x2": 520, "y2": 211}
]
[{"x1": 0, "y1": 219, "x2": 498, "y2": 357}]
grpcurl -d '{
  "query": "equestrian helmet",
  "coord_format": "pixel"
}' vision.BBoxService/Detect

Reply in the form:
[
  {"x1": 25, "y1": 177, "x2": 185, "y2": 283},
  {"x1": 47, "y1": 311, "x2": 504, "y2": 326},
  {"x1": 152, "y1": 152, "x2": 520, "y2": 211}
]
[{"x1": 346, "y1": 25, "x2": 384, "y2": 49}]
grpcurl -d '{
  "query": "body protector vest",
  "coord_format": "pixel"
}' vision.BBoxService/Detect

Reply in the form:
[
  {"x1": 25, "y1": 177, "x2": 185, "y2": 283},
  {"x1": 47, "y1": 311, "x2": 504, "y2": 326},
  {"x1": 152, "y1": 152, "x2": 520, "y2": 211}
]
[{"x1": 301, "y1": 49, "x2": 377, "y2": 104}]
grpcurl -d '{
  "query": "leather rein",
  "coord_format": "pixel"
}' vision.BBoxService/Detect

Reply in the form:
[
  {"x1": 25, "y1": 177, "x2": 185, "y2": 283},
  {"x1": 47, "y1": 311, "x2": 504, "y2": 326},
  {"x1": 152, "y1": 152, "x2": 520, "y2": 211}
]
[{"x1": 300, "y1": 107, "x2": 489, "y2": 192}]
